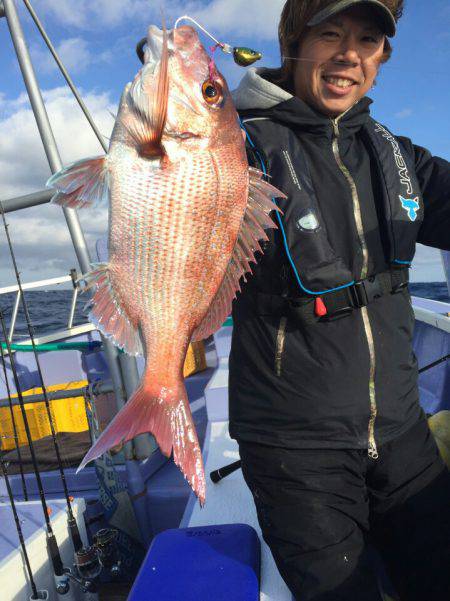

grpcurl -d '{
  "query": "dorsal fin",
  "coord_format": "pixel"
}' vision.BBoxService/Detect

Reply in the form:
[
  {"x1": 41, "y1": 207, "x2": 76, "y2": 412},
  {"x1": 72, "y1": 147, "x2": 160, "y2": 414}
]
[{"x1": 191, "y1": 168, "x2": 285, "y2": 342}]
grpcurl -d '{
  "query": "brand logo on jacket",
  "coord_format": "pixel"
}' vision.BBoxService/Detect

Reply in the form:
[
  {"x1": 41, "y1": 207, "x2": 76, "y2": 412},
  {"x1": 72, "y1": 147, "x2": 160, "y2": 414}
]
[
  {"x1": 399, "y1": 196, "x2": 420, "y2": 221},
  {"x1": 374, "y1": 123, "x2": 414, "y2": 195}
]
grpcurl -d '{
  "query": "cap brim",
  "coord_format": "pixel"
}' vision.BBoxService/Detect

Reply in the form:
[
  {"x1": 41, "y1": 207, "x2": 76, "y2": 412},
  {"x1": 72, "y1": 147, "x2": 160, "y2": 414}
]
[{"x1": 307, "y1": 0, "x2": 396, "y2": 38}]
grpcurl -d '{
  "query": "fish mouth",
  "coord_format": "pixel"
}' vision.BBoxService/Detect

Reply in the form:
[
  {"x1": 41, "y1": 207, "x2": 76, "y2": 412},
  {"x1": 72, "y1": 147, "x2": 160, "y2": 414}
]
[
  {"x1": 164, "y1": 130, "x2": 201, "y2": 140},
  {"x1": 145, "y1": 25, "x2": 171, "y2": 66}
]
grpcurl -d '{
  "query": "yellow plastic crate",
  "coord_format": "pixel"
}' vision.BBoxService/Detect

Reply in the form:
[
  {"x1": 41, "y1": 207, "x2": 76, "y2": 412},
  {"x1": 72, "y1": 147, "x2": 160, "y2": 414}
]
[
  {"x1": 0, "y1": 380, "x2": 89, "y2": 451},
  {"x1": 183, "y1": 341, "x2": 207, "y2": 378},
  {"x1": 0, "y1": 342, "x2": 207, "y2": 451}
]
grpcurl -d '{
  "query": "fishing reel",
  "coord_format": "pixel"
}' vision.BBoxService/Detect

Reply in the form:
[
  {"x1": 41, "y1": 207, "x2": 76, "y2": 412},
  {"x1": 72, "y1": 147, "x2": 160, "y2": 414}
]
[{"x1": 67, "y1": 528, "x2": 121, "y2": 593}]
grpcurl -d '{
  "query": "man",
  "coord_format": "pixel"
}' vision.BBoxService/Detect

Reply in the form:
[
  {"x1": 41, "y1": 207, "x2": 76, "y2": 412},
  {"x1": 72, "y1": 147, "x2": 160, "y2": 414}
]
[{"x1": 229, "y1": 1, "x2": 450, "y2": 599}]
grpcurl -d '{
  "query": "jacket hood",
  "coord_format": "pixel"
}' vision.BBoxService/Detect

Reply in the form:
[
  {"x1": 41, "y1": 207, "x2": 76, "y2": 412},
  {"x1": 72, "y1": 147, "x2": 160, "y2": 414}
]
[{"x1": 232, "y1": 67, "x2": 292, "y2": 110}]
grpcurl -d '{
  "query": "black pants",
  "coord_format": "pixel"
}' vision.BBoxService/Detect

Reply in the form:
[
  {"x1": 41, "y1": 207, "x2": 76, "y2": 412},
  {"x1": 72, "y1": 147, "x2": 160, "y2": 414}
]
[{"x1": 239, "y1": 417, "x2": 450, "y2": 601}]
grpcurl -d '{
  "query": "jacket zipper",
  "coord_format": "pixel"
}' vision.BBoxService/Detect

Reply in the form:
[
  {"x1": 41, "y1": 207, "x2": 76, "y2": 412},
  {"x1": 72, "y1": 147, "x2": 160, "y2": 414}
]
[
  {"x1": 275, "y1": 316, "x2": 287, "y2": 377},
  {"x1": 331, "y1": 117, "x2": 379, "y2": 459}
]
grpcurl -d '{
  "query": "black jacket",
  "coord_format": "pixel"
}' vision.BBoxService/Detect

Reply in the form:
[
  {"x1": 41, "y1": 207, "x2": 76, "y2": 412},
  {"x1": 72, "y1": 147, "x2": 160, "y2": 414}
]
[{"x1": 228, "y1": 79, "x2": 450, "y2": 452}]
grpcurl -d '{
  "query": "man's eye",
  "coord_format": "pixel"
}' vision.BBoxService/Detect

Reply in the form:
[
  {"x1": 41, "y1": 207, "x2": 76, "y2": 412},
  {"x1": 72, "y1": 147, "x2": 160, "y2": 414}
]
[
  {"x1": 362, "y1": 35, "x2": 381, "y2": 43},
  {"x1": 321, "y1": 30, "x2": 340, "y2": 38}
]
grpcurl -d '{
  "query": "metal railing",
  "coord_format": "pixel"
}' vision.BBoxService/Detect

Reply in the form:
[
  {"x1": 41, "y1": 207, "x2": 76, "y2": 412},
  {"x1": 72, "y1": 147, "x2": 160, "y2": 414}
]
[{"x1": 0, "y1": 270, "x2": 80, "y2": 342}]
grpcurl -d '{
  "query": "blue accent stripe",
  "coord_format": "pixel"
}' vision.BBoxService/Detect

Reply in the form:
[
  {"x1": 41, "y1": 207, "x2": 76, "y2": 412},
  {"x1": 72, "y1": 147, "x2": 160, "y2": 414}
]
[
  {"x1": 239, "y1": 118, "x2": 355, "y2": 297},
  {"x1": 392, "y1": 259, "x2": 412, "y2": 266}
]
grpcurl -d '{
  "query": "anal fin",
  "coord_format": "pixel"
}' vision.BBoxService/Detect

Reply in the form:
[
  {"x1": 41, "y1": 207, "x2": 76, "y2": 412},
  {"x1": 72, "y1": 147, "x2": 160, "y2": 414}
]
[{"x1": 191, "y1": 168, "x2": 285, "y2": 341}]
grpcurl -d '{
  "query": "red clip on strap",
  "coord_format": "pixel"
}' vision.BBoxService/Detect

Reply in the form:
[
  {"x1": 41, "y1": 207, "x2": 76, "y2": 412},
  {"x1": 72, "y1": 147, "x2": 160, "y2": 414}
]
[{"x1": 314, "y1": 297, "x2": 327, "y2": 317}]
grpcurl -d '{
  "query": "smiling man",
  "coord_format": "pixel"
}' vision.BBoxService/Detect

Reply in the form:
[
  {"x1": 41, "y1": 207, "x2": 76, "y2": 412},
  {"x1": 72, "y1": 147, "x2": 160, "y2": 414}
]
[{"x1": 230, "y1": 1, "x2": 450, "y2": 600}]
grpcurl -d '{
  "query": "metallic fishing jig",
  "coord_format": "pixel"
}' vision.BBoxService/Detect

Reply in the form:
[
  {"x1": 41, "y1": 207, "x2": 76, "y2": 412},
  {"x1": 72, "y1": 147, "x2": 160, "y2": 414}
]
[{"x1": 233, "y1": 47, "x2": 262, "y2": 67}]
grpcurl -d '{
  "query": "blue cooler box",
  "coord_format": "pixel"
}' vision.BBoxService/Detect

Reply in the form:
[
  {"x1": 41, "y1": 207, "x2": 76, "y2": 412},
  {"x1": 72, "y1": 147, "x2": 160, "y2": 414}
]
[{"x1": 127, "y1": 523, "x2": 261, "y2": 600}]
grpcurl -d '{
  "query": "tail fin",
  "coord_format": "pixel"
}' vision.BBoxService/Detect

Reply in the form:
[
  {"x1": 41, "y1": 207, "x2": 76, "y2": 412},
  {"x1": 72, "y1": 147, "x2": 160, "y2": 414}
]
[{"x1": 78, "y1": 380, "x2": 206, "y2": 504}]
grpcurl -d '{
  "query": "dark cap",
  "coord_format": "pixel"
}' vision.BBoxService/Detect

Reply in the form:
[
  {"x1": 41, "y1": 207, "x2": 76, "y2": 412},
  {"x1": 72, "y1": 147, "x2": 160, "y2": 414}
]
[{"x1": 307, "y1": 0, "x2": 396, "y2": 37}]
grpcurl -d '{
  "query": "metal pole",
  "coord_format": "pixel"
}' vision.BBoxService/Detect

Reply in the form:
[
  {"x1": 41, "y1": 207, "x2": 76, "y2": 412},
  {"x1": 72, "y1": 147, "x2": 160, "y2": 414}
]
[
  {"x1": 102, "y1": 342, "x2": 134, "y2": 462},
  {"x1": 0, "y1": 381, "x2": 114, "y2": 409},
  {"x1": 8, "y1": 290, "x2": 21, "y2": 342},
  {"x1": 441, "y1": 251, "x2": 450, "y2": 299},
  {"x1": 3, "y1": 0, "x2": 152, "y2": 461},
  {"x1": 3, "y1": 0, "x2": 90, "y2": 274},
  {"x1": 22, "y1": 0, "x2": 108, "y2": 153},
  {"x1": 1, "y1": 189, "x2": 52, "y2": 213},
  {"x1": 67, "y1": 287, "x2": 78, "y2": 330}
]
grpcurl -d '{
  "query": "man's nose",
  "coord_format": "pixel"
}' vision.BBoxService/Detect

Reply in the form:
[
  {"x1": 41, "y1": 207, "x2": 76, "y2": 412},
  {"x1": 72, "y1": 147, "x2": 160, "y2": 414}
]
[{"x1": 334, "y1": 37, "x2": 361, "y2": 66}]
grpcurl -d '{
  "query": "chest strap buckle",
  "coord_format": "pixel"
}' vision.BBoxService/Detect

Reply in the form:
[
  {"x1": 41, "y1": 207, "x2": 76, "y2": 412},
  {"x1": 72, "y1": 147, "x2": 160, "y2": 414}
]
[{"x1": 350, "y1": 277, "x2": 384, "y2": 309}]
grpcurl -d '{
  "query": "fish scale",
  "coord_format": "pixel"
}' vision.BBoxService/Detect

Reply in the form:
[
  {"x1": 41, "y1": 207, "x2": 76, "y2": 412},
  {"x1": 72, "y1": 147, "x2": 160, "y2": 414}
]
[{"x1": 47, "y1": 24, "x2": 285, "y2": 503}]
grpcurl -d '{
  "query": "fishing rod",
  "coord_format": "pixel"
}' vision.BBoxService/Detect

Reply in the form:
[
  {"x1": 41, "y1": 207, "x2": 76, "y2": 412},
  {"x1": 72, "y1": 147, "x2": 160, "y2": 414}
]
[
  {"x1": 0, "y1": 309, "x2": 68, "y2": 594},
  {"x1": 0, "y1": 204, "x2": 83, "y2": 554},
  {"x1": 0, "y1": 340, "x2": 28, "y2": 500},
  {"x1": 419, "y1": 353, "x2": 450, "y2": 374},
  {"x1": 0, "y1": 455, "x2": 44, "y2": 600}
]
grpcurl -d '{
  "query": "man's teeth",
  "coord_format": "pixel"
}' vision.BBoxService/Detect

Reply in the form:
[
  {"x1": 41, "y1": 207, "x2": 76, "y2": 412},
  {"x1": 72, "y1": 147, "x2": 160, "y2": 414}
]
[{"x1": 324, "y1": 76, "x2": 354, "y2": 88}]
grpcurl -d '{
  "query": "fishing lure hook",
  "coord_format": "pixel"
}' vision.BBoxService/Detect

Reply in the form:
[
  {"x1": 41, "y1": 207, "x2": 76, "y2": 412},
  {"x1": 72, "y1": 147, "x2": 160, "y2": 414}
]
[{"x1": 174, "y1": 15, "x2": 262, "y2": 67}]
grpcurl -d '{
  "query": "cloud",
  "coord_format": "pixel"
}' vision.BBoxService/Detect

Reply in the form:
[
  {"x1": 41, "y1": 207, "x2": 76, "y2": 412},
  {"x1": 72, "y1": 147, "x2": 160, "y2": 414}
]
[
  {"x1": 0, "y1": 86, "x2": 114, "y2": 198},
  {"x1": 30, "y1": 37, "x2": 110, "y2": 75},
  {"x1": 34, "y1": 0, "x2": 283, "y2": 39},
  {"x1": 179, "y1": 0, "x2": 284, "y2": 40},
  {"x1": 0, "y1": 87, "x2": 114, "y2": 284},
  {"x1": 394, "y1": 108, "x2": 413, "y2": 119},
  {"x1": 33, "y1": 0, "x2": 149, "y2": 29}
]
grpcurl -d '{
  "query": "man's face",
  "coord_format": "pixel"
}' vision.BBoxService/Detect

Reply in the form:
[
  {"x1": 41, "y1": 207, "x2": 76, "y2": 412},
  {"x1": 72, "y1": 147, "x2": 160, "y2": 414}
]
[{"x1": 293, "y1": 6, "x2": 387, "y2": 117}]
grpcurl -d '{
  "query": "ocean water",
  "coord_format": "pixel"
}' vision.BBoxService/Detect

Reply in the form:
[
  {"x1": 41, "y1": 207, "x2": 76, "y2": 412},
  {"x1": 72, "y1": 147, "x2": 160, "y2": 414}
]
[{"x1": 0, "y1": 283, "x2": 448, "y2": 339}]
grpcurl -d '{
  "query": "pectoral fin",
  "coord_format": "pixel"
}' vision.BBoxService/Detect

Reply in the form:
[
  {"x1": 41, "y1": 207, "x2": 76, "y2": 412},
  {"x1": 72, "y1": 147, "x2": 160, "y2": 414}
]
[{"x1": 47, "y1": 156, "x2": 109, "y2": 209}]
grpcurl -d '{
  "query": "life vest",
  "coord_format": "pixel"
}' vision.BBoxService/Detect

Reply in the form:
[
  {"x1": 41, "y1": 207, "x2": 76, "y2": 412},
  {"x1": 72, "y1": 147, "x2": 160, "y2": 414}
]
[{"x1": 241, "y1": 116, "x2": 423, "y2": 296}]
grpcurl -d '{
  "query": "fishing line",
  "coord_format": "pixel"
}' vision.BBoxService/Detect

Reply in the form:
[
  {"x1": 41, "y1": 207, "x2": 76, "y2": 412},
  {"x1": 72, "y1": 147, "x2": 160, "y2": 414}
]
[
  {"x1": 173, "y1": 15, "x2": 262, "y2": 67},
  {"x1": 281, "y1": 55, "x2": 448, "y2": 76},
  {"x1": 0, "y1": 455, "x2": 40, "y2": 600},
  {"x1": 0, "y1": 309, "x2": 65, "y2": 585},
  {"x1": 0, "y1": 340, "x2": 28, "y2": 500},
  {"x1": 0, "y1": 204, "x2": 82, "y2": 553},
  {"x1": 174, "y1": 15, "x2": 231, "y2": 52}
]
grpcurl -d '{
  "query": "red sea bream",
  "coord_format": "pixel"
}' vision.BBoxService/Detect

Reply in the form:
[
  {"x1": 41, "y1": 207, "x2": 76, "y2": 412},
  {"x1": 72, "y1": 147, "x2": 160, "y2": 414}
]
[{"x1": 47, "y1": 24, "x2": 284, "y2": 504}]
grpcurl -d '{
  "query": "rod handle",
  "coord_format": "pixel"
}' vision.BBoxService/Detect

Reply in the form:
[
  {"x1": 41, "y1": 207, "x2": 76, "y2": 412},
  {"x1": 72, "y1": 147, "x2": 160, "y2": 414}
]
[{"x1": 210, "y1": 460, "x2": 242, "y2": 483}]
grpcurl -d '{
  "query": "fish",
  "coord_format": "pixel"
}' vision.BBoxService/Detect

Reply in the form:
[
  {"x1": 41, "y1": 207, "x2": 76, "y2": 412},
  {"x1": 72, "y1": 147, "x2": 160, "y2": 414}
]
[{"x1": 47, "y1": 23, "x2": 285, "y2": 504}]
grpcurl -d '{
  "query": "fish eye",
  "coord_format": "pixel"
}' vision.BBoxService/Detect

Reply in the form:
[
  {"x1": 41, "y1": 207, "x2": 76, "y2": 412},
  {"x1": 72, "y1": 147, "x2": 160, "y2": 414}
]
[{"x1": 202, "y1": 80, "x2": 223, "y2": 106}]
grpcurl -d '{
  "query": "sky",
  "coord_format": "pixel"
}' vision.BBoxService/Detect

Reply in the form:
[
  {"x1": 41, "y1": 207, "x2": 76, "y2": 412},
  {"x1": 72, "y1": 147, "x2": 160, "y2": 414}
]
[{"x1": 0, "y1": 0, "x2": 449, "y2": 287}]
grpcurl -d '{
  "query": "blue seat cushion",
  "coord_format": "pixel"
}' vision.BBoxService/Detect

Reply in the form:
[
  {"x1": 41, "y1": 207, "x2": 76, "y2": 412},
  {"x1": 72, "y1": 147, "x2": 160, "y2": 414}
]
[{"x1": 128, "y1": 523, "x2": 261, "y2": 600}]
